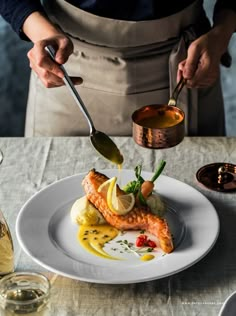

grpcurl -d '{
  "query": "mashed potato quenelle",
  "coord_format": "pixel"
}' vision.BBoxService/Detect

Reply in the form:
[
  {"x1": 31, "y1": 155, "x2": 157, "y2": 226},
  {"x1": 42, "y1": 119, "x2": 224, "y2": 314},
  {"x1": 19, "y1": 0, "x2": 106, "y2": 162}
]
[{"x1": 70, "y1": 196, "x2": 106, "y2": 226}]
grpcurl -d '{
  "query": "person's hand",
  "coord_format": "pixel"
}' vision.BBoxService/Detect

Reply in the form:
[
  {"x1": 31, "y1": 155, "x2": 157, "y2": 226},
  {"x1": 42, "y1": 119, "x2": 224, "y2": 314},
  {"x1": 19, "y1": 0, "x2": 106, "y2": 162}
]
[
  {"x1": 27, "y1": 34, "x2": 83, "y2": 88},
  {"x1": 177, "y1": 6, "x2": 236, "y2": 89},
  {"x1": 177, "y1": 30, "x2": 224, "y2": 88}
]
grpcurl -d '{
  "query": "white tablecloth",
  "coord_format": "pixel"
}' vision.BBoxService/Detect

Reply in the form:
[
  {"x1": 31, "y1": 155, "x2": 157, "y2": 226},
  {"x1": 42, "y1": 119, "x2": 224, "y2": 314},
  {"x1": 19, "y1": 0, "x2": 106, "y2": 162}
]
[{"x1": 0, "y1": 136, "x2": 236, "y2": 316}]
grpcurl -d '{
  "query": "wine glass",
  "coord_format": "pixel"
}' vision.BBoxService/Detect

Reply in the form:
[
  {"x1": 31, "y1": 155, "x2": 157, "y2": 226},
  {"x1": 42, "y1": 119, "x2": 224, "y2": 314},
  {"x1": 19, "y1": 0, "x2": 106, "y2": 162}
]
[{"x1": 0, "y1": 148, "x2": 14, "y2": 276}]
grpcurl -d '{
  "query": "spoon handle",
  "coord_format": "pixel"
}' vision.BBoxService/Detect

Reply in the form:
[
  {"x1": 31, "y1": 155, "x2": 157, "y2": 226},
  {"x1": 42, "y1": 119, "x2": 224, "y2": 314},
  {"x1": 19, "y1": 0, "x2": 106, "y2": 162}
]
[{"x1": 45, "y1": 45, "x2": 95, "y2": 133}]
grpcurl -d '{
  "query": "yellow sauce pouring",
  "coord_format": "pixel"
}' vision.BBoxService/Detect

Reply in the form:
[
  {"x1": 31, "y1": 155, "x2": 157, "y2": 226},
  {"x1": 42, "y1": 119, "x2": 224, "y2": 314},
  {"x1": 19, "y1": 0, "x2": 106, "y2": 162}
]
[{"x1": 78, "y1": 225, "x2": 120, "y2": 260}]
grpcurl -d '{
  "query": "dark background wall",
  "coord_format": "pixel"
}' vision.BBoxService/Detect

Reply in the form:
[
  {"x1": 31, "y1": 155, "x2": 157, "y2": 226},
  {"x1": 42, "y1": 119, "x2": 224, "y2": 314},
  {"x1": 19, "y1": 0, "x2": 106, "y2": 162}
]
[
  {"x1": 0, "y1": 18, "x2": 32, "y2": 136},
  {"x1": 0, "y1": 1, "x2": 235, "y2": 136}
]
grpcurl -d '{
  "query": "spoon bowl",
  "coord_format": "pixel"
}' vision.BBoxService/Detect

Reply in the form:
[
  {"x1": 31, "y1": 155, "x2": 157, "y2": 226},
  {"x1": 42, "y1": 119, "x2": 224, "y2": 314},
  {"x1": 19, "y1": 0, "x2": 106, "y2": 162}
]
[{"x1": 90, "y1": 131, "x2": 123, "y2": 165}]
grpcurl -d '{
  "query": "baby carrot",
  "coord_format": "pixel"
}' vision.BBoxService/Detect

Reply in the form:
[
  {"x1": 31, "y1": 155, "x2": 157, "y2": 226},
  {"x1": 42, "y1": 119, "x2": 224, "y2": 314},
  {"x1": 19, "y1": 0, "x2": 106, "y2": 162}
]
[
  {"x1": 138, "y1": 160, "x2": 166, "y2": 202},
  {"x1": 140, "y1": 180, "x2": 154, "y2": 199}
]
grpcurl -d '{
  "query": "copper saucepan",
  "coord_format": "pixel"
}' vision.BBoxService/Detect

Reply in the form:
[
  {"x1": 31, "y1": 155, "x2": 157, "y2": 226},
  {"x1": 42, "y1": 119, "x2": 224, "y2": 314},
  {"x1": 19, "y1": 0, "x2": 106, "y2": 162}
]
[{"x1": 132, "y1": 78, "x2": 185, "y2": 149}]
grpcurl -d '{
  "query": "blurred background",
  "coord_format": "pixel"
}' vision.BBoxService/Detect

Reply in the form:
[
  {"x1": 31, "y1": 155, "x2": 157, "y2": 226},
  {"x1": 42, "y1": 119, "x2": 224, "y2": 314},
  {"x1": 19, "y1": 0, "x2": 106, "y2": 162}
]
[{"x1": 0, "y1": 0, "x2": 235, "y2": 137}]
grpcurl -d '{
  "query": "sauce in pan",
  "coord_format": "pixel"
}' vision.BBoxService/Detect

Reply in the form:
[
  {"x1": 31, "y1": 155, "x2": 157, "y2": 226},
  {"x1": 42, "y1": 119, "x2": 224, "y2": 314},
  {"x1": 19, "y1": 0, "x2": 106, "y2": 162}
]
[{"x1": 138, "y1": 110, "x2": 183, "y2": 128}]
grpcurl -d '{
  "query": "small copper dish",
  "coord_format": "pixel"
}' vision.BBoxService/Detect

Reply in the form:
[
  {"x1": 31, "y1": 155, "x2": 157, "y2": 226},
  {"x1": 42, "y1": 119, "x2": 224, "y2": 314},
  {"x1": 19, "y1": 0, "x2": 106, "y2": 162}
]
[
  {"x1": 132, "y1": 78, "x2": 185, "y2": 149},
  {"x1": 196, "y1": 162, "x2": 236, "y2": 192},
  {"x1": 132, "y1": 104, "x2": 185, "y2": 149}
]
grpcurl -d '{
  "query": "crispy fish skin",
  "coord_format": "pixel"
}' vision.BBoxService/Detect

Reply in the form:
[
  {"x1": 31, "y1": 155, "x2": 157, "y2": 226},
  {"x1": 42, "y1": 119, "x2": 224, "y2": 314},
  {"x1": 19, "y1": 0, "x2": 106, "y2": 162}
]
[{"x1": 82, "y1": 169, "x2": 174, "y2": 253}]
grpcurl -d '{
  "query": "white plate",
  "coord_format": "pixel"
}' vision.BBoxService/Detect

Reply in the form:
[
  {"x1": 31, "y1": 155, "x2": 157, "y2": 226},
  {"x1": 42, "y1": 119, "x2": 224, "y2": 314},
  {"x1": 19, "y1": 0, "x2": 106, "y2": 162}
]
[
  {"x1": 16, "y1": 169, "x2": 219, "y2": 284},
  {"x1": 219, "y1": 291, "x2": 236, "y2": 316}
]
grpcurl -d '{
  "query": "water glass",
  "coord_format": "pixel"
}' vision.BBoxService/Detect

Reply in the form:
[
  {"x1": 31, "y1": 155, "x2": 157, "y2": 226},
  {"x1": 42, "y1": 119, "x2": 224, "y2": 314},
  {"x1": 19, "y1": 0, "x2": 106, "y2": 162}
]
[{"x1": 0, "y1": 272, "x2": 50, "y2": 315}]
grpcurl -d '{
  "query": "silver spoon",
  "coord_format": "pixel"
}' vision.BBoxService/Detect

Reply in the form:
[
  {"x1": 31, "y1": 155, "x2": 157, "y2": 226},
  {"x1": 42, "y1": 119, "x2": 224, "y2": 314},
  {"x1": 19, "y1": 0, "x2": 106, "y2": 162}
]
[{"x1": 46, "y1": 46, "x2": 123, "y2": 166}]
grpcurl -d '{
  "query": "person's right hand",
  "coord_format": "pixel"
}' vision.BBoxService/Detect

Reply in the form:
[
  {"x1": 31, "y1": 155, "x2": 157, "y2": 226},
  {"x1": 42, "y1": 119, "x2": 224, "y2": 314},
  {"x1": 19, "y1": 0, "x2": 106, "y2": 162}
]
[{"x1": 27, "y1": 34, "x2": 83, "y2": 88}]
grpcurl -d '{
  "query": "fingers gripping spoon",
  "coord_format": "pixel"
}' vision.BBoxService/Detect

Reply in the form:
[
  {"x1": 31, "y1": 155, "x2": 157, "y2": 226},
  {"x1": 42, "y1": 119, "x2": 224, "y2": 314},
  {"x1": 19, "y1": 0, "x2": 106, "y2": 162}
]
[{"x1": 46, "y1": 45, "x2": 123, "y2": 166}]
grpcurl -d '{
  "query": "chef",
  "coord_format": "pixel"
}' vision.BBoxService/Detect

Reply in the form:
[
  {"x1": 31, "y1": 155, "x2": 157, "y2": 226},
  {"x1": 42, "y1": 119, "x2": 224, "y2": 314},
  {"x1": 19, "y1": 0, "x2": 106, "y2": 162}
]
[{"x1": 1, "y1": 0, "x2": 236, "y2": 136}]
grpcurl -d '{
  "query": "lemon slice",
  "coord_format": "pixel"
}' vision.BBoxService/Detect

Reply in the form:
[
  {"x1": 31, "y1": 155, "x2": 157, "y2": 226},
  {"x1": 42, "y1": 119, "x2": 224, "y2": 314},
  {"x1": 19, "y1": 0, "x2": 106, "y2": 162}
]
[
  {"x1": 98, "y1": 177, "x2": 117, "y2": 196},
  {"x1": 98, "y1": 177, "x2": 135, "y2": 215}
]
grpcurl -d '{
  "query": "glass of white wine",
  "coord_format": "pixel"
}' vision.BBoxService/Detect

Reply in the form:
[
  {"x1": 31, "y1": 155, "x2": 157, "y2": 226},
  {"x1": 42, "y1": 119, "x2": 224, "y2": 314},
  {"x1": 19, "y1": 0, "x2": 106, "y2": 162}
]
[
  {"x1": 0, "y1": 151, "x2": 51, "y2": 315},
  {"x1": 0, "y1": 210, "x2": 14, "y2": 276},
  {"x1": 0, "y1": 149, "x2": 14, "y2": 277}
]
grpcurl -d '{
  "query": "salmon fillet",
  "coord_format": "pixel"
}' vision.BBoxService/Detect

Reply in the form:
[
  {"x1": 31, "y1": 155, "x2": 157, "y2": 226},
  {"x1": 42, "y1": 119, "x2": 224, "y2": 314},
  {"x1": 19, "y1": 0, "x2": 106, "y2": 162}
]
[{"x1": 82, "y1": 169, "x2": 174, "y2": 253}]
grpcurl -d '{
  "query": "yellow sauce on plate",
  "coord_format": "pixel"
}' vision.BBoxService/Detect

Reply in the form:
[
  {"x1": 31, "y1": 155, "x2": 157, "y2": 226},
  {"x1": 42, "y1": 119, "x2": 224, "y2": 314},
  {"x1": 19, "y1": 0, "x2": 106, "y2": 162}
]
[
  {"x1": 78, "y1": 225, "x2": 120, "y2": 260},
  {"x1": 140, "y1": 254, "x2": 155, "y2": 261}
]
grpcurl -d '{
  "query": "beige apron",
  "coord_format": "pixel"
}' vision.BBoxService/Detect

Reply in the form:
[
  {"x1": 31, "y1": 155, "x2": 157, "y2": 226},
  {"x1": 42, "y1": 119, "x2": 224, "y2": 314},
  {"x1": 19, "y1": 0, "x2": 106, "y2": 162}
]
[{"x1": 25, "y1": 0, "x2": 225, "y2": 136}]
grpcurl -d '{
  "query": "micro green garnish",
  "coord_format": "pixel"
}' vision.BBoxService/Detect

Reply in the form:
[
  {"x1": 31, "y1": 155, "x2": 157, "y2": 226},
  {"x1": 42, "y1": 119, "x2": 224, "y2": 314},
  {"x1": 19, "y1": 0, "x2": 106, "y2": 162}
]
[
  {"x1": 118, "y1": 240, "x2": 140, "y2": 258},
  {"x1": 122, "y1": 165, "x2": 144, "y2": 194},
  {"x1": 123, "y1": 160, "x2": 166, "y2": 195},
  {"x1": 116, "y1": 239, "x2": 154, "y2": 257}
]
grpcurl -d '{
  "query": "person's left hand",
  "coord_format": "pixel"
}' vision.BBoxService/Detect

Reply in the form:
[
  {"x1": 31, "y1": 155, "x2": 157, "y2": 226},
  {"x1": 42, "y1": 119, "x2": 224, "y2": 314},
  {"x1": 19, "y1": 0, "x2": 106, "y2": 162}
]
[{"x1": 177, "y1": 29, "x2": 226, "y2": 88}]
